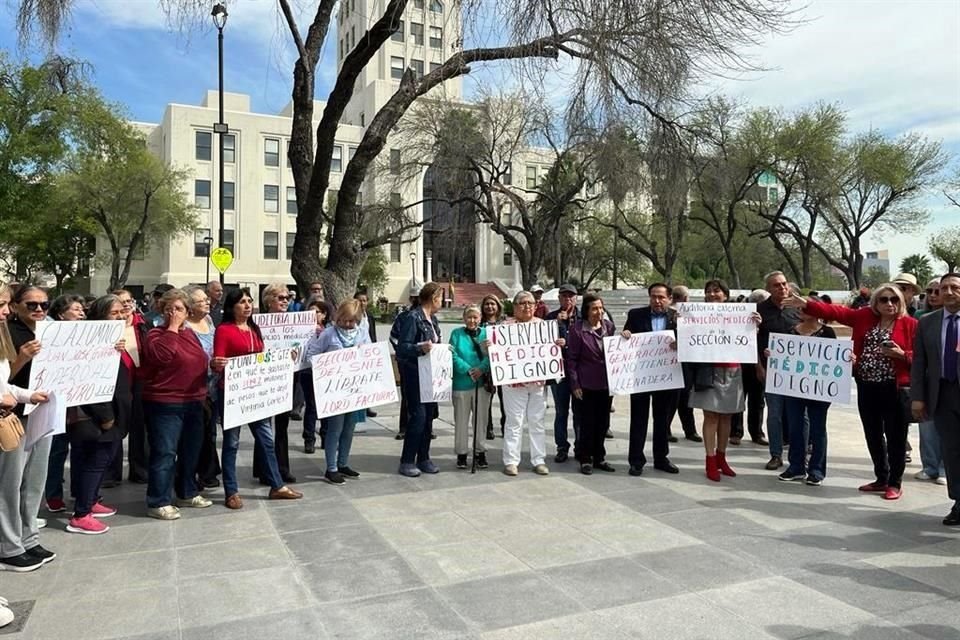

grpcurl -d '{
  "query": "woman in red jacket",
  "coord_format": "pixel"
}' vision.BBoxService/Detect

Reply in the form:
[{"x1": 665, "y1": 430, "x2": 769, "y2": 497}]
[
  {"x1": 786, "y1": 284, "x2": 918, "y2": 500},
  {"x1": 142, "y1": 289, "x2": 213, "y2": 520}
]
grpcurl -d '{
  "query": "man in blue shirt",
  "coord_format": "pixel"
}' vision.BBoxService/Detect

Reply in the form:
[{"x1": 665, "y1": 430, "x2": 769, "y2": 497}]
[{"x1": 545, "y1": 284, "x2": 581, "y2": 463}]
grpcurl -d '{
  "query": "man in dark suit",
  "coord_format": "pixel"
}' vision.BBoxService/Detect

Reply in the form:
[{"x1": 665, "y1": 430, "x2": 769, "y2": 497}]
[
  {"x1": 623, "y1": 283, "x2": 680, "y2": 476},
  {"x1": 669, "y1": 285, "x2": 702, "y2": 443},
  {"x1": 911, "y1": 272, "x2": 960, "y2": 526}
]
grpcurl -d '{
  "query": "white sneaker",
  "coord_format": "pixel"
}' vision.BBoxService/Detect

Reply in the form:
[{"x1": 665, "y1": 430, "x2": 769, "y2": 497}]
[
  {"x1": 0, "y1": 603, "x2": 13, "y2": 628},
  {"x1": 936, "y1": 476, "x2": 948, "y2": 486},
  {"x1": 176, "y1": 496, "x2": 213, "y2": 508},
  {"x1": 147, "y1": 506, "x2": 181, "y2": 521},
  {"x1": 37, "y1": 518, "x2": 46, "y2": 529},
  {"x1": 915, "y1": 470, "x2": 932, "y2": 481}
]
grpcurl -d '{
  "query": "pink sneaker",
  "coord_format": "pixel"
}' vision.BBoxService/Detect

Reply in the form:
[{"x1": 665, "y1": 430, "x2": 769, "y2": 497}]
[
  {"x1": 66, "y1": 514, "x2": 109, "y2": 535},
  {"x1": 90, "y1": 502, "x2": 117, "y2": 518},
  {"x1": 46, "y1": 498, "x2": 66, "y2": 513}
]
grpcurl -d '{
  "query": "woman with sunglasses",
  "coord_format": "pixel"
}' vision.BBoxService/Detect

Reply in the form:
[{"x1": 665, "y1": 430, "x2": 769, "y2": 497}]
[
  {"x1": 211, "y1": 288, "x2": 302, "y2": 509},
  {"x1": 785, "y1": 284, "x2": 918, "y2": 500}
]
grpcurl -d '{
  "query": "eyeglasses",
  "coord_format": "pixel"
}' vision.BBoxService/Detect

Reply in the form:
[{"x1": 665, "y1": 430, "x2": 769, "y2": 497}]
[
  {"x1": 926, "y1": 288, "x2": 939, "y2": 294},
  {"x1": 277, "y1": 296, "x2": 290, "y2": 302},
  {"x1": 516, "y1": 301, "x2": 535, "y2": 307},
  {"x1": 877, "y1": 296, "x2": 899, "y2": 305},
  {"x1": 24, "y1": 301, "x2": 50, "y2": 312},
  {"x1": 119, "y1": 299, "x2": 134, "y2": 305}
]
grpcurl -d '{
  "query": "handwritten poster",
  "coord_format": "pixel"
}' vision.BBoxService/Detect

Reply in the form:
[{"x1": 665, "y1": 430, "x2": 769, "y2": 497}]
[
  {"x1": 488, "y1": 320, "x2": 564, "y2": 385},
  {"x1": 765, "y1": 333, "x2": 853, "y2": 404},
  {"x1": 252, "y1": 311, "x2": 317, "y2": 371},
  {"x1": 419, "y1": 345, "x2": 453, "y2": 402},
  {"x1": 311, "y1": 342, "x2": 398, "y2": 419},
  {"x1": 23, "y1": 392, "x2": 66, "y2": 449},
  {"x1": 604, "y1": 331, "x2": 684, "y2": 395},
  {"x1": 27, "y1": 320, "x2": 124, "y2": 411},
  {"x1": 676, "y1": 302, "x2": 758, "y2": 364},
  {"x1": 222, "y1": 348, "x2": 295, "y2": 430}
]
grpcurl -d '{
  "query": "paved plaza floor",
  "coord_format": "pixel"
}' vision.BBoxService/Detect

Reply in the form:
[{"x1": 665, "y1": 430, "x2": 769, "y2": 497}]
[{"x1": 2, "y1": 397, "x2": 959, "y2": 640}]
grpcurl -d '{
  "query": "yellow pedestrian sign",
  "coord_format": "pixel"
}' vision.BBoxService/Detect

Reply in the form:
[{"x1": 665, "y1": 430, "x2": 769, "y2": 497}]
[{"x1": 210, "y1": 247, "x2": 234, "y2": 274}]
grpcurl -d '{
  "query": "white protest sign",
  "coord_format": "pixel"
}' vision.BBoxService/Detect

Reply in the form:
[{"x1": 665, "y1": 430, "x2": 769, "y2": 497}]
[
  {"x1": 222, "y1": 348, "x2": 295, "y2": 430},
  {"x1": 27, "y1": 320, "x2": 124, "y2": 412},
  {"x1": 677, "y1": 302, "x2": 758, "y2": 364},
  {"x1": 22, "y1": 392, "x2": 66, "y2": 449},
  {"x1": 419, "y1": 345, "x2": 453, "y2": 402},
  {"x1": 311, "y1": 341, "x2": 398, "y2": 419},
  {"x1": 487, "y1": 320, "x2": 564, "y2": 385},
  {"x1": 252, "y1": 311, "x2": 317, "y2": 371},
  {"x1": 765, "y1": 333, "x2": 853, "y2": 404},
  {"x1": 604, "y1": 331, "x2": 684, "y2": 395}
]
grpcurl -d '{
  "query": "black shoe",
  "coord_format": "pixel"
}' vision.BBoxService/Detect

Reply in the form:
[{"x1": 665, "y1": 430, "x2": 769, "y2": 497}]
[
  {"x1": 430, "y1": 432, "x2": 437, "y2": 440},
  {"x1": 395, "y1": 432, "x2": 405, "y2": 440},
  {"x1": 752, "y1": 436, "x2": 769, "y2": 446},
  {"x1": 554, "y1": 450, "x2": 569, "y2": 463},
  {"x1": 668, "y1": 435, "x2": 679, "y2": 443},
  {"x1": 289, "y1": 412, "x2": 303, "y2": 421},
  {"x1": 25, "y1": 545, "x2": 56, "y2": 565},
  {"x1": 580, "y1": 463, "x2": 593, "y2": 475},
  {"x1": 338, "y1": 466, "x2": 360, "y2": 478},
  {"x1": 654, "y1": 460, "x2": 679, "y2": 474},
  {"x1": 258, "y1": 477, "x2": 271, "y2": 486},
  {"x1": 476, "y1": 452, "x2": 489, "y2": 469},
  {"x1": 366, "y1": 409, "x2": 378, "y2": 418},
  {"x1": 486, "y1": 427, "x2": 495, "y2": 440},
  {"x1": 128, "y1": 476, "x2": 148, "y2": 485},
  {"x1": 604, "y1": 429, "x2": 614, "y2": 439},
  {"x1": 100, "y1": 480, "x2": 120, "y2": 489},
  {"x1": 304, "y1": 442, "x2": 316, "y2": 454},
  {"x1": 595, "y1": 462, "x2": 616, "y2": 473},
  {"x1": 324, "y1": 470, "x2": 346, "y2": 485},
  {"x1": 282, "y1": 474, "x2": 297, "y2": 484},
  {"x1": 457, "y1": 455, "x2": 468, "y2": 469},
  {"x1": 685, "y1": 433, "x2": 704, "y2": 443},
  {"x1": 0, "y1": 552, "x2": 43, "y2": 572},
  {"x1": 943, "y1": 505, "x2": 960, "y2": 527},
  {"x1": 905, "y1": 453, "x2": 912, "y2": 464},
  {"x1": 628, "y1": 465, "x2": 644, "y2": 477},
  {"x1": 200, "y1": 478, "x2": 221, "y2": 489}
]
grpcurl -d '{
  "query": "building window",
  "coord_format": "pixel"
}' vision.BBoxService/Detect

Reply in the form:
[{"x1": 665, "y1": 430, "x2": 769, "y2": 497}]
[
  {"x1": 390, "y1": 236, "x2": 401, "y2": 262},
  {"x1": 410, "y1": 22, "x2": 424, "y2": 45},
  {"x1": 411, "y1": 59, "x2": 424, "y2": 79},
  {"x1": 390, "y1": 56, "x2": 404, "y2": 80},
  {"x1": 223, "y1": 134, "x2": 235, "y2": 163},
  {"x1": 392, "y1": 19, "x2": 404, "y2": 42},
  {"x1": 286, "y1": 232, "x2": 296, "y2": 260},
  {"x1": 504, "y1": 250, "x2": 513, "y2": 266},
  {"x1": 351, "y1": 26, "x2": 355, "y2": 49},
  {"x1": 429, "y1": 26, "x2": 442, "y2": 49},
  {"x1": 390, "y1": 192, "x2": 402, "y2": 209},
  {"x1": 286, "y1": 186, "x2": 297, "y2": 214},
  {"x1": 430, "y1": 62, "x2": 441, "y2": 74},
  {"x1": 331, "y1": 145, "x2": 343, "y2": 172},
  {"x1": 194, "y1": 180, "x2": 211, "y2": 208},
  {"x1": 414, "y1": 0, "x2": 424, "y2": 8},
  {"x1": 264, "y1": 184, "x2": 279, "y2": 213},
  {"x1": 360, "y1": 112, "x2": 365, "y2": 127},
  {"x1": 503, "y1": 163, "x2": 512, "y2": 185},
  {"x1": 339, "y1": 38, "x2": 344, "y2": 59},
  {"x1": 264, "y1": 138, "x2": 280, "y2": 167},
  {"x1": 526, "y1": 165, "x2": 537, "y2": 189},
  {"x1": 194, "y1": 229, "x2": 211, "y2": 257},
  {"x1": 348, "y1": 146, "x2": 358, "y2": 162},
  {"x1": 223, "y1": 181, "x2": 235, "y2": 210},
  {"x1": 390, "y1": 148, "x2": 401, "y2": 174},
  {"x1": 195, "y1": 131, "x2": 212, "y2": 161},
  {"x1": 223, "y1": 229, "x2": 235, "y2": 255},
  {"x1": 263, "y1": 232, "x2": 279, "y2": 260},
  {"x1": 430, "y1": 0, "x2": 443, "y2": 12}
]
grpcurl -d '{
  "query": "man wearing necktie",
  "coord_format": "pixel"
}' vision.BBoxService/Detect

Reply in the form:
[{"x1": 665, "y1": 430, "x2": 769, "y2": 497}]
[
  {"x1": 911, "y1": 272, "x2": 960, "y2": 526},
  {"x1": 622, "y1": 283, "x2": 680, "y2": 476}
]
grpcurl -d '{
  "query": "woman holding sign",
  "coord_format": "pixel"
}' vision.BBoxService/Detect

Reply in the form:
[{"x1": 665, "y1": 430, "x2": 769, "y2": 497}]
[
  {"x1": 300, "y1": 296, "x2": 332, "y2": 454},
  {"x1": 785, "y1": 285, "x2": 918, "y2": 500},
  {"x1": 305, "y1": 300, "x2": 371, "y2": 484},
  {"x1": 396, "y1": 283, "x2": 443, "y2": 477},
  {"x1": 450, "y1": 305, "x2": 491, "y2": 470},
  {"x1": 212, "y1": 288, "x2": 302, "y2": 509},
  {"x1": 566, "y1": 293, "x2": 616, "y2": 474}
]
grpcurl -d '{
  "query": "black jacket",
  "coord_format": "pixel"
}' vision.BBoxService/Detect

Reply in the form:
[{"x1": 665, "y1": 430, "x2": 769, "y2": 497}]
[{"x1": 623, "y1": 307, "x2": 678, "y2": 334}]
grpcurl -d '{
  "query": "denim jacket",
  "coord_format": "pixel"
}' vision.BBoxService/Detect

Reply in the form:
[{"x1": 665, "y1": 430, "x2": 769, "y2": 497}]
[{"x1": 395, "y1": 307, "x2": 442, "y2": 376}]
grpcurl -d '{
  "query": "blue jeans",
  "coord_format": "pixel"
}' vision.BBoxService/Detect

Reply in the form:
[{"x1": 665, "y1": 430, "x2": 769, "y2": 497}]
[
  {"x1": 217, "y1": 396, "x2": 283, "y2": 495},
  {"x1": 68, "y1": 436, "x2": 121, "y2": 517},
  {"x1": 918, "y1": 420, "x2": 946, "y2": 478},
  {"x1": 43, "y1": 433, "x2": 71, "y2": 501},
  {"x1": 765, "y1": 393, "x2": 787, "y2": 457},
  {"x1": 145, "y1": 401, "x2": 205, "y2": 508},
  {"x1": 785, "y1": 397, "x2": 829, "y2": 480},
  {"x1": 400, "y1": 376, "x2": 434, "y2": 465},
  {"x1": 300, "y1": 373, "x2": 318, "y2": 445},
  {"x1": 321, "y1": 411, "x2": 358, "y2": 472},
  {"x1": 550, "y1": 379, "x2": 581, "y2": 453}
]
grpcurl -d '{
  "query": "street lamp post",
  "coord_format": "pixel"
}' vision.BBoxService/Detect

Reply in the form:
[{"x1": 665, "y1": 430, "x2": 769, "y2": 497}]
[
  {"x1": 409, "y1": 252, "x2": 417, "y2": 283},
  {"x1": 211, "y1": 3, "x2": 229, "y2": 285},
  {"x1": 204, "y1": 236, "x2": 214, "y2": 284}
]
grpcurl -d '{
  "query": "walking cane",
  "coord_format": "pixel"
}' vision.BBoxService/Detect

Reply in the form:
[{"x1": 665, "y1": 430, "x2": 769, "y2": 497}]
[{"x1": 470, "y1": 380, "x2": 480, "y2": 474}]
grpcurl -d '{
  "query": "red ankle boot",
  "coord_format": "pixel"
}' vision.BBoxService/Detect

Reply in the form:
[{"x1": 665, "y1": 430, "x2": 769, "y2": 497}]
[
  {"x1": 705, "y1": 455, "x2": 721, "y2": 482},
  {"x1": 717, "y1": 451, "x2": 737, "y2": 477}
]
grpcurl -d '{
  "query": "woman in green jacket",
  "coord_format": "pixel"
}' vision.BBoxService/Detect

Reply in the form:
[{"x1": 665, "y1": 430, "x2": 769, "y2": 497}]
[{"x1": 450, "y1": 305, "x2": 491, "y2": 469}]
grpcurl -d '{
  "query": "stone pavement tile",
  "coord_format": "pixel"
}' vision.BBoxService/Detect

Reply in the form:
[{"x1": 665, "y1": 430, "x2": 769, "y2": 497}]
[
  {"x1": 104, "y1": 633, "x2": 180, "y2": 640},
  {"x1": 576, "y1": 512, "x2": 703, "y2": 555},
  {"x1": 0, "y1": 600, "x2": 33, "y2": 637},
  {"x1": 697, "y1": 576, "x2": 875, "y2": 639},
  {"x1": 848, "y1": 510, "x2": 960, "y2": 548},
  {"x1": 297, "y1": 552, "x2": 424, "y2": 602},
  {"x1": 178, "y1": 566, "x2": 313, "y2": 629},
  {"x1": 266, "y1": 496, "x2": 363, "y2": 533},
  {"x1": 884, "y1": 598, "x2": 960, "y2": 640},
  {"x1": 352, "y1": 489, "x2": 459, "y2": 521},
  {"x1": 494, "y1": 522, "x2": 620, "y2": 569},
  {"x1": 333, "y1": 475, "x2": 427, "y2": 499},
  {"x1": 479, "y1": 611, "x2": 633, "y2": 640},
  {"x1": 51, "y1": 548, "x2": 175, "y2": 597},
  {"x1": 176, "y1": 534, "x2": 292, "y2": 578},
  {"x1": 488, "y1": 475, "x2": 592, "y2": 503},
  {"x1": 653, "y1": 507, "x2": 767, "y2": 540},
  {"x1": 775, "y1": 619, "x2": 932, "y2": 640},
  {"x1": 862, "y1": 539, "x2": 960, "y2": 597},
  {"x1": 541, "y1": 554, "x2": 686, "y2": 610},
  {"x1": 604, "y1": 484, "x2": 702, "y2": 515},
  {"x1": 46, "y1": 519, "x2": 174, "y2": 559},
  {"x1": 435, "y1": 571, "x2": 585, "y2": 631},
  {"x1": 3, "y1": 560, "x2": 62, "y2": 600},
  {"x1": 630, "y1": 543, "x2": 773, "y2": 591},
  {"x1": 25, "y1": 585, "x2": 179, "y2": 640},
  {"x1": 594, "y1": 591, "x2": 779, "y2": 640},
  {"x1": 180, "y1": 607, "x2": 328, "y2": 640},
  {"x1": 400, "y1": 539, "x2": 529, "y2": 586},
  {"x1": 316, "y1": 586, "x2": 474, "y2": 640},
  {"x1": 281, "y1": 523, "x2": 394, "y2": 565},
  {"x1": 372, "y1": 511, "x2": 488, "y2": 550},
  {"x1": 173, "y1": 508, "x2": 274, "y2": 547},
  {"x1": 453, "y1": 504, "x2": 566, "y2": 535}
]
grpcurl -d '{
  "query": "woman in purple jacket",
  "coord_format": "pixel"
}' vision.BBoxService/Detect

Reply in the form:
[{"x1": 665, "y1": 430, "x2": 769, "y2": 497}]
[{"x1": 566, "y1": 293, "x2": 616, "y2": 474}]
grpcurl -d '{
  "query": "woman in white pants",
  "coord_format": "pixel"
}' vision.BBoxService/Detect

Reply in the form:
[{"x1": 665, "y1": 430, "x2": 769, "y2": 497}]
[{"x1": 500, "y1": 291, "x2": 565, "y2": 477}]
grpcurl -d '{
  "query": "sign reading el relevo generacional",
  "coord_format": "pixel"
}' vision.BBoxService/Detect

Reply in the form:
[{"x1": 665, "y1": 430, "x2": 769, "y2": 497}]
[
  {"x1": 487, "y1": 320, "x2": 564, "y2": 385},
  {"x1": 419, "y1": 344, "x2": 453, "y2": 403},
  {"x1": 604, "y1": 331, "x2": 684, "y2": 395},
  {"x1": 765, "y1": 333, "x2": 853, "y2": 404},
  {"x1": 311, "y1": 342, "x2": 398, "y2": 419},
  {"x1": 676, "y1": 302, "x2": 758, "y2": 364},
  {"x1": 27, "y1": 320, "x2": 124, "y2": 412},
  {"x1": 222, "y1": 348, "x2": 295, "y2": 430},
  {"x1": 252, "y1": 311, "x2": 317, "y2": 371}
]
